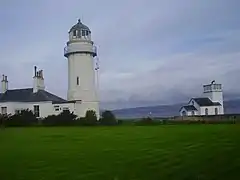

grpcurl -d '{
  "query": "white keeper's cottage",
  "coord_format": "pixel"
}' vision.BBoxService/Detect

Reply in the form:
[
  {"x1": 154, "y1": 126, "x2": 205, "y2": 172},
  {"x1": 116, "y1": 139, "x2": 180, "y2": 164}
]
[
  {"x1": 0, "y1": 19, "x2": 100, "y2": 118},
  {"x1": 180, "y1": 81, "x2": 224, "y2": 116}
]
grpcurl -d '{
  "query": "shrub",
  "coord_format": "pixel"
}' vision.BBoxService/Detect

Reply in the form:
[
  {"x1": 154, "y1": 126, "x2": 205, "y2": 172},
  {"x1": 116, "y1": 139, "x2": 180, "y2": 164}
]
[
  {"x1": 83, "y1": 110, "x2": 98, "y2": 126},
  {"x1": 0, "y1": 114, "x2": 10, "y2": 128},
  {"x1": 74, "y1": 117, "x2": 87, "y2": 126},
  {"x1": 117, "y1": 119, "x2": 123, "y2": 125},
  {"x1": 42, "y1": 110, "x2": 77, "y2": 126},
  {"x1": 135, "y1": 117, "x2": 154, "y2": 126},
  {"x1": 99, "y1": 110, "x2": 117, "y2": 125},
  {"x1": 5, "y1": 109, "x2": 38, "y2": 127}
]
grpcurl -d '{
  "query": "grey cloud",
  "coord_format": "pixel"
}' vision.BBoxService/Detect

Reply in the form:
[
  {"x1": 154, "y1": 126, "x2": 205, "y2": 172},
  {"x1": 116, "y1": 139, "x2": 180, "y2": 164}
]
[
  {"x1": 100, "y1": 50, "x2": 240, "y2": 108},
  {"x1": 0, "y1": 0, "x2": 240, "y2": 110}
]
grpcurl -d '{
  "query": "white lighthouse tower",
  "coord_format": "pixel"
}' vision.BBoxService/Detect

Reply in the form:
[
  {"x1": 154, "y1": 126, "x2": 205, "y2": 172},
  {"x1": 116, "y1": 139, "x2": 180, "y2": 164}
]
[{"x1": 64, "y1": 19, "x2": 99, "y2": 118}]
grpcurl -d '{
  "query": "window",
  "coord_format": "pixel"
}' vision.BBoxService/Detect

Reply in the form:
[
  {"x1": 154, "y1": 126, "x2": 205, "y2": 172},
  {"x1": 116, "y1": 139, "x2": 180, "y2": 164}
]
[
  {"x1": 1, "y1": 107, "x2": 7, "y2": 115},
  {"x1": 63, "y1": 107, "x2": 70, "y2": 113},
  {"x1": 215, "y1": 108, "x2": 218, "y2": 115},
  {"x1": 205, "y1": 85, "x2": 211, "y2": 91},
  {"x1": 77, "y1": 30, "x2": 81, "y2": 38},
  {"x1": 205, "y1": 108, "x2": 208, "y2": 115},
  {"x1": 217, "y1": 84, "x2": 222, "y2": 90},
  {"x1": 73, "y1": 30, "x2": 77, "y2": 36},
  {"x1": 82, "y1": 30, "x2": 86, "y2": 36},
  {"x1": 191, "y1": 111, "x2": 195, "y2": 116},
  {"x1": 182, "y1": 111, "x2": 186, "y2": 116},
  {"x1": 63, "y1": 107, "x2": 69, "y2": 111},
  {"x1": 86, "y1": 31, "x2": 89, "y2": 36},
  {"x1": 54, "y1": 105, "x2": 60, "y2": 111},
  {"x1": 77, "y1": 77, "x2": 80, "y2": 85},
  {"x1": 34, "y1": 105, "x2": 40, "y2": 117},
  {"x1": 15, "y1": 109, "x2": 23, "y2": 114},
  {"x1": 213, "y1": 84, "x2": 217, "y2": 90}
]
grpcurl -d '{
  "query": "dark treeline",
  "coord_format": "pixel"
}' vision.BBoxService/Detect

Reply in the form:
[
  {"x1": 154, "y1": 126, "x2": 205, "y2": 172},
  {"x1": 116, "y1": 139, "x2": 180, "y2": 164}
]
[
  {"x1": 0, "y1": 109, "x2": 118, "y2": 127},
  {"x1": 0, "y1": 110, "x2": 239, "y2": 128}
]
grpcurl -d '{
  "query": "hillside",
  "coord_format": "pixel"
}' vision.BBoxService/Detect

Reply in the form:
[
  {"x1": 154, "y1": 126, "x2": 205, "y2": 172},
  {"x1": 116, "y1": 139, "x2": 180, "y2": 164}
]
[{"x1": 112, "y1": 99, "x2": 240, "y2": 119}]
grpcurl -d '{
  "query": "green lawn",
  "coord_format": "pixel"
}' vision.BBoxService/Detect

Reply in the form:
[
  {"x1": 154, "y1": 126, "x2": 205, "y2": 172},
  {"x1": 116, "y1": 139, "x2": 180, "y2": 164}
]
[{"x1": 0, "y1": 125, "x2": 239, "y2": 180}]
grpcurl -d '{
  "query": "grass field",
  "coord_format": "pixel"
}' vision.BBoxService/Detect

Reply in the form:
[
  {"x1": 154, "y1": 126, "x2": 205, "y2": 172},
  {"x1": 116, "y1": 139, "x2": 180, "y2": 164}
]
[{"x1": 0, "y1": 125, "x2": 239, "y2": 180}]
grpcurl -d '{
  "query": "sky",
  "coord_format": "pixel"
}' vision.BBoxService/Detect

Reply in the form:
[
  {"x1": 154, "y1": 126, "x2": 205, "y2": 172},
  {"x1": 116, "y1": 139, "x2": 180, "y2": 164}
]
[{"x1": 0, "y1": 0, "x2": 240, "y2": 109}]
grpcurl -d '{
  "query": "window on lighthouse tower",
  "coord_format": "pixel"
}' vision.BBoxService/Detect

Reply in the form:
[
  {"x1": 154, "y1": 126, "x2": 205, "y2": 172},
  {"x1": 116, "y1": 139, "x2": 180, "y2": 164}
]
[
  {"x1": 73, "y1": 30, "x2": 81, "y2": 38},
  {"x1": 82, "y1": 30, "x2": 86, "y2": 36},
  {"x1": 77, "y1": 77, "x2": 80, "y2": 86},
  {"x1": 73, "y1": 30, "x2": 77, "y2": 36}
]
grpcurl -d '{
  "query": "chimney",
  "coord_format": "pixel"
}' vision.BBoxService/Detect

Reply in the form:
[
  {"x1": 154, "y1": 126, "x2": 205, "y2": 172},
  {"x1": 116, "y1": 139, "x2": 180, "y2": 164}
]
[
  {"x1": 34, "y1": 66, "x2": 37, "y2": 77},
  {"x1": 1, "y1": 74, "x2": 8, "y2": 93},
  {"x1": 39, "y1": 70, "x2": 44, "y2": 79},
  {"x1": 33, "y1": 66, "x2": 45, "y2": 93}
]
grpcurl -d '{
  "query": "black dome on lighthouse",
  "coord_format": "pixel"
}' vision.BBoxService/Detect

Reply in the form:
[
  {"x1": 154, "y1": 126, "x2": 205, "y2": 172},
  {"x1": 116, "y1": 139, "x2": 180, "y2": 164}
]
[{"x1": 69, "y1": 19, "x2": 91, "y2": 33}]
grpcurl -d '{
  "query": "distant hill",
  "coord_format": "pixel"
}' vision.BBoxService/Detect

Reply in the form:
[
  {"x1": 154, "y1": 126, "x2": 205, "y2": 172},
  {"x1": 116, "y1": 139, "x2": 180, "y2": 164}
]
[{"x1": 111, "y1": 99, "x2": 240, "y2": 119}]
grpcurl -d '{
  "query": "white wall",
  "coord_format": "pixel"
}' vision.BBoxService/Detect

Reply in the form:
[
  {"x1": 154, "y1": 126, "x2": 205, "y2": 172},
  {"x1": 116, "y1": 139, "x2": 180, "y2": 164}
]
[
  {"x1": 203, "y1": 91, "x2": 223, "y2": 105},
  {"x1": 52, "y1": 103, "x2": 75, "y2": 116},
  {"x1": 0, "y1": 101, "x2": 53, "y2": 117},
  {"x1": 0, "y1": 101, "x2": 100, "y2": 119},
  {"x1": 199, "y1": 106, "x2": 223, "y2": 116},
  {"x1": 33, "y1": 76, "x2": 45, "y2": 93},
  {"x1": 188, "y1": 99, "x2": 200, "y2": 115},
  {"x1": 1, "y1": 80, "x2": 8, "y2": 93},
  {"x1": 67, "y1": 53, "x2": 97, "y2": 101},
  {"x1": 0, "y1": 101, "x2": 76, "y2": 118},
  {"x1": 180, "y1": 108, "x2": 187, "y2": 116},
  {"x1": 74, "y1": 101, "x2": 100, "y2": 118},
  {"x1": 180, "y1": 108, "x2": 198, "y2": 116},
  {"x1": 66, "y1": 41, "x2": 95, "y2": 55},
  {"x1": 66, "y1": 40, "x2": 99, "y2": 118}
]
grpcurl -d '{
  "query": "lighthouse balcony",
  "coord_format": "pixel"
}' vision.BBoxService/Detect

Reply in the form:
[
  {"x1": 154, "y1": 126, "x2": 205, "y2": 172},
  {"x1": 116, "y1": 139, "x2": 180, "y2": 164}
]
[{"x1": 64, "y1": 44, "x2": 97, "y2": 57}]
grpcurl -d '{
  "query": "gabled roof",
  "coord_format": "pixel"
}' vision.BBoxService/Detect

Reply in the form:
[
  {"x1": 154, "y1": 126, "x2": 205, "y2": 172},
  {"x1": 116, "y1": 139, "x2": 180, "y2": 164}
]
[
  {"x1": 192, "y1": 98, "x2": 221, "y2": 106},
  {"x1": 0, "y1": 88, "x2": 67, "y2": 103},
  {"x1": 181, "y1": 105, "x2": 197, "y2": 111}
]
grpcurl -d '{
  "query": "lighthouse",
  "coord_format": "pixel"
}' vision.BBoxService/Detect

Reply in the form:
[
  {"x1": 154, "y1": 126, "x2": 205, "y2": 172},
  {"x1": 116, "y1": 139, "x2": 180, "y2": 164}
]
[{"x1": 64, "y1": 19, "x2": 99, "y2": 118}]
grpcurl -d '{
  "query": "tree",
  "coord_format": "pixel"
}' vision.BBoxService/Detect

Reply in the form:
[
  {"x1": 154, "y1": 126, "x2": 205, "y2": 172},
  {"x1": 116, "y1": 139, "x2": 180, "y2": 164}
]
[
  {"x1": 84, "y1": 110, "x2": 98, "y2": 126},
  {"x1": 100, "y1": 110, "x2": 117, "y2": 125}
]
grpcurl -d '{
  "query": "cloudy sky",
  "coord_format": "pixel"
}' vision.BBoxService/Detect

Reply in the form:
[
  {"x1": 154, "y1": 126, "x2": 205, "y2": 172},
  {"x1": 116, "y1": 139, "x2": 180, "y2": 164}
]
[{"x1": 0, "y1": 0, "x2": 240, "y2": 109}]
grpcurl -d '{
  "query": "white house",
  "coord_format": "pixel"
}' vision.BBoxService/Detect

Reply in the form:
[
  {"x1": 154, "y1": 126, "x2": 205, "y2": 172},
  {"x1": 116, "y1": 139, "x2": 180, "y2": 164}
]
[
  {"x1": 179, "y1": 81, "x2": 224, "y2": 116},
  {"x1": 0, "y1": 19, "x2": 100, "y2": 118}
]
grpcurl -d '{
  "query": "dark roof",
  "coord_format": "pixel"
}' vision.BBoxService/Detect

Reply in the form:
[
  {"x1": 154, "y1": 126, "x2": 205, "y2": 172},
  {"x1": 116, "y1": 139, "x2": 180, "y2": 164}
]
[
  {"x1": 192, "y1": 98, "x2": 221, "y2": 106},
  {"x1": 181, "y1": 105, "x2": 197, "y2": 111},
  {"x1": 69, "y1": 19, "x2": 90, "y2": 33},
  {"x1": 0, "y1": 88, "x2": 67, "y2": 103}
]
